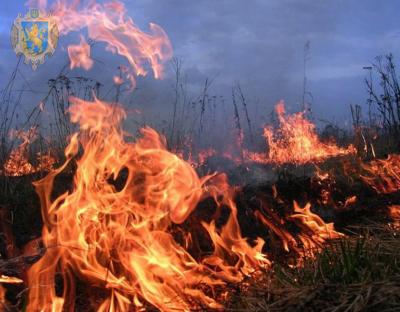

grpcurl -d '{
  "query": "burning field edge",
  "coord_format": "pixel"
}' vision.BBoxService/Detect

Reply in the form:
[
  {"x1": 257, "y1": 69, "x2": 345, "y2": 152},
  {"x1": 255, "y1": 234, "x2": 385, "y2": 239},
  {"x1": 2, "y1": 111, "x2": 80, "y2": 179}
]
[
  {"x1": 0, "y1": 96, "x2": 400, "y2": 311},
  {"x1": 0, "y1": 1, "x2": 400, "y2": 311}
]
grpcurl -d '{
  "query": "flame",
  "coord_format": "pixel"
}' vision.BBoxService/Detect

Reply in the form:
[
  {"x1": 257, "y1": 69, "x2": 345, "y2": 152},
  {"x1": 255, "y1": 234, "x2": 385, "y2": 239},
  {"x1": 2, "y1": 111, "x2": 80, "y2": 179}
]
[
  {"x1": 47, "y1": 0, "x2": 173, "y2": 88},
  {"x1": 256, "y1": 201, "x2": 342, "y2": 259},
  {"x1": 312, "y1": 168, "x2": 333, "y2": 205},
  {"x1": 343, "y1": 195, "x2": 357, "y2": 208},
  {"x1": 0, "y1": 275, "x2": 23, "y2": 311},
  {"x1": 289, "y1": 201, "x2": 342, "y2": 252},
  {"x1": 113, "y1": 75, "x2": 124, "y2": 85},
  {"x1": 18, "y1": 100, "x2": 345, "y2": 310},
  {"x1": 19, "y1": 2, "x2": 347, "y2": 309},
  {"x1": 0, "y1": 285, "x2": 5, "y2": 311},
  {"x1": 0, "y1": 275, "x2": 23, "y2": 284},
  {"x1": 186, "y1": 101, "x2": 356, "y2": 167},
  {"x1": 26, "y1": 97, "x2": 271, "y2": 311},
  {"x1": 263, "y1": 101, "x2": 355, "y2": 165},
  {"x1": 68, "y1": 35, "x2": 94, "y2": 70},
  {"x1": 183, "y1": 148, "x2": 216, "y2": 168},
  {"x1": 359, "y1": 154, "x2": 400, "y2": 194},
  {"x1": 389, "y1": 205, "x2": 400, "y2": 230},
  {"x1": 2, "y1": 128, "x2": 55, "y2": 177}
]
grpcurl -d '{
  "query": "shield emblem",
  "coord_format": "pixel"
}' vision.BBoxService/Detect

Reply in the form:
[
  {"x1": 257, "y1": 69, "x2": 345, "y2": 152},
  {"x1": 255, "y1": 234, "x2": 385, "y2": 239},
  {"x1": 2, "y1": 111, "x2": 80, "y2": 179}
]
[
  {"x1": 11, "y1": 9, "x2": 59, "y2": 70},
  {"x1": 21, "y1": 21, "x2": 49, "y2": 55}
]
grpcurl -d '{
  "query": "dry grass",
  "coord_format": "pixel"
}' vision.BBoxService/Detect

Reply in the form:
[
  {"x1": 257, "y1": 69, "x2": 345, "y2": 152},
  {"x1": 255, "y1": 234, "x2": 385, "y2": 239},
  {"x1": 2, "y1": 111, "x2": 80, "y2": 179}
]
[{"x1": 227, "y1": 222, "x2": 400, "y2": 312}]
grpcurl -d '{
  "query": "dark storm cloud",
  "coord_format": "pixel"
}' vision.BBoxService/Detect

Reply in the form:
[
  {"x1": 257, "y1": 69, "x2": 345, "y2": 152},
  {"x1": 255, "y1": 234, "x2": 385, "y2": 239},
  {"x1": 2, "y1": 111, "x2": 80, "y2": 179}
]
[{"x1": 1, "y1": 0, "x2": 400, "y2": 125}]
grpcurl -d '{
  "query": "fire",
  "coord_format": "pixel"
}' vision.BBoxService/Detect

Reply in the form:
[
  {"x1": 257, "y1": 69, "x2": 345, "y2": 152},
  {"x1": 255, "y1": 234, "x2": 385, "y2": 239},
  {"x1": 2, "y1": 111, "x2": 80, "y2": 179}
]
[
  {"x1": 0, "y1": 275, "x2": 23, "y2": 284},
  {"x1": 68, "y1": 35, "x2": 94, "y2": 70},
  {"x1": 18, "y1": 2, "x2": 347, "y2": 310},
  {"x1": 25, "y1": 97, "x2": 343, "y2": 310},
  {"x1": 359, "y1": 154, "x2": 400, "y2": 194},
  {"x1": 2, "y1": 127, "x2": 55, "y2": 177},
  {"x1": 26, "y1": 98, "x2": 270, "y2": 311},
  {"x1": 0, "y1": 275, "x2": 23, "y2": 310},
  {"x1": 263, "y1": 101, "x2": 355, "y2": 165},
  {"x1": 289, "y1": 201, "x2": 342, "y2": 252},
  {"x1": 48, "y1": 0, "x2": 173, "y2": 88},
  {"x1": 389, "y1": 205, "x2": 400, "y2": 230},
  {"x1": 255, "y1": 201, "x2": 342, "y2": 259},
  {"x1": 184, "y1": 148, "x2": 217, "y2": 168},
  {"x1": 187, "y1": 101, "x2": 356, "y2": 167},
  {"x1": 0, "y1": 285, "x2": 4, "y2": 309}
]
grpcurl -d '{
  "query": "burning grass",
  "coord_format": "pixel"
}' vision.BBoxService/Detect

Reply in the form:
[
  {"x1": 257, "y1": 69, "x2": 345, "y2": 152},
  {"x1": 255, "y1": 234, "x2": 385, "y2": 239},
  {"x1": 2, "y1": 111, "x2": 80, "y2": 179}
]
[
  {"x1": 0, "y1": 1, "x2": 399, "y2": 310},
  {"x1": 1, "y1": 127, "x2": 55, "y2": 177},
  {"x1": 0, "y1": 80, "x2": 398, "y2": 311},
  {"x1": 0, "y1": 97, "x2": 399, "y2": 310},
  {"x1": 262, "y1": 101, "x2": 356, "y2": 165}
]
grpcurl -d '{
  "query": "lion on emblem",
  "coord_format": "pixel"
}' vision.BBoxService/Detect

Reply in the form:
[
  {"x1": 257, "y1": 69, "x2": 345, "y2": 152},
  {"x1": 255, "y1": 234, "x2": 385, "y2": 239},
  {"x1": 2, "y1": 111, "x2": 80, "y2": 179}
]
[
  {"x1": 12, "y1": 9, "x2": 59, "y2": 69},
  {"x1": 23, "y1": 23, "x2": 46, "y2": 54}
]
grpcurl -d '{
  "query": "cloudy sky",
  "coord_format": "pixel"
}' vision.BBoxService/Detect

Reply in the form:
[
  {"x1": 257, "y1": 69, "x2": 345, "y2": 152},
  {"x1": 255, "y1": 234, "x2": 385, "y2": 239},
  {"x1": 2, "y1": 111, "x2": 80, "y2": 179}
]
[{"x1": 1, "y1": 0, "x2": 400, "y2": 128}]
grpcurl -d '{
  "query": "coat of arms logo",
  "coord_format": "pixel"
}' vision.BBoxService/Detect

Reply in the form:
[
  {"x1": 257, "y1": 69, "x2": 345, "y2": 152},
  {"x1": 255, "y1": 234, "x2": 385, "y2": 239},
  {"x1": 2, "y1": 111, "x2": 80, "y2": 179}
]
[{"x1": 11, "y1": 8, "x2": 59, "y2": 70}]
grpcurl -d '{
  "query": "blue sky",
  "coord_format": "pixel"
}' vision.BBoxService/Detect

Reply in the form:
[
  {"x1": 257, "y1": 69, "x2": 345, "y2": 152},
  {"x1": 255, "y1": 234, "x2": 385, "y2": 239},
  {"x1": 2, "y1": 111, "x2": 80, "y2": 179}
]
[{"x1": 1, "y1": 0, "x2": 400, "y2": 127}]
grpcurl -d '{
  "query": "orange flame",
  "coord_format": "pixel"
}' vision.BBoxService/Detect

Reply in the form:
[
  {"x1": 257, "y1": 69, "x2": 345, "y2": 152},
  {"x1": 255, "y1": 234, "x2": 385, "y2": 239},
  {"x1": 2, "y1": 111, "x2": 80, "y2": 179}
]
[
  {"x1": 68, "y1": 35, "x2": 94, "y2": 70},
  {"x1": 0, "y1": 275, "x2": 23, "y2": 284},
  {"x1": 49, "y1": 0, "x2": 173, "y2": 88},
  {"x1": 359, "y1": 154, "x2": 400, "y2": 194},
  {"x1": 256, "y1": 201, "x2": 342, "y2": 259},
  {"x1": 2, "y1": 127, "x2": 55, "y2": 177},
  {"x1": 20, "y1": 2, "x2": 346, "y2": 309},
  {"x1": 263, "y1": 101, "x2": 355, "y2": 165},
  {"x1": 289, "y1": 201, "x2": 342, "y2": 253},
  {"x1": 389, "y1": 205, "x2": 400, "y2": 230},
  {"x1": 23, "y1": 97, "x2": 345, "y2": 310},
  {"x1": 0, "y1": 275, "x2": 23, "y2": 311},
  {"x1": 191, "y1": 101, "x2": 356, "y2": 167},
  {"x1": 0, "y1": 285, "x2": 5, "y2": 311},
  {"x1": 26, "y1": 97, "x2": 270, "y2": 311}
]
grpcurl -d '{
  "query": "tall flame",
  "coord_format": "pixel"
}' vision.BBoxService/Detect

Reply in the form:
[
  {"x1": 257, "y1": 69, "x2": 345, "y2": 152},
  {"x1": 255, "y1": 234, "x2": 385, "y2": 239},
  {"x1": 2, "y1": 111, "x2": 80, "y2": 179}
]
[
  {"x1": 20, "y1": 2, "x2": 345, "y2": 310},
  {"x1": 263, "y1": 101, "x2": 355, "y2": 164},
  {"x1": 26, "y1": 98, "x2": 270, "y2": 311}
]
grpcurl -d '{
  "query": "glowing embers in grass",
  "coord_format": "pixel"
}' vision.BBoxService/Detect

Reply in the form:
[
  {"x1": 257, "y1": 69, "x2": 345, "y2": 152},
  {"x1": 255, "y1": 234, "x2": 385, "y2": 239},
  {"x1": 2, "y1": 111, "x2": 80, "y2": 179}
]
[
  {"x1": 263, "y1": 101, "x2": 356, "y2": 165},
  {"x1": 389, "y1": 205, "x2": 400, "y2": 230},
  {"x1": 359, "y1": 154, "x2": 400, "y2": 194},
  {"x1": 26, "y1": 97, "x2": 270, "y2": 311},
  {"x1": 1, "y1": 127, "x2": 55, "y2": 177},
  {"x1": 312, "y1": 169, "x2": 334, "y2": 206},
  {"x1": 310, "y1": 167, "x2": 358, "y2": 209}
]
